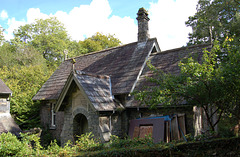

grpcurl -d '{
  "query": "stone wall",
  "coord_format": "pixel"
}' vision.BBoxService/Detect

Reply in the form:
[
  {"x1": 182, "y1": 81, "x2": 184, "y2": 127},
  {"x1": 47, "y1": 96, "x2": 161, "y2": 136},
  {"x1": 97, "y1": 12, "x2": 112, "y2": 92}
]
[
  {"x1": 137, "y1": 8, "x2": 150, "y2": 42},
  {"x1": 60, "y1": 88, "x2": 100, "y2": 145},
  {"x1": 40, "y1": 103, "x2": 64, "y2": 141},
  {"x1": 110, "y1": 114, "x2": 122, "y2": 136},
  {"x1": 0, "y1": 98, "x2": 10, "y2": 113},
  {"x1": 40, "y1": 86, "x2": 124, "y2": 145}
]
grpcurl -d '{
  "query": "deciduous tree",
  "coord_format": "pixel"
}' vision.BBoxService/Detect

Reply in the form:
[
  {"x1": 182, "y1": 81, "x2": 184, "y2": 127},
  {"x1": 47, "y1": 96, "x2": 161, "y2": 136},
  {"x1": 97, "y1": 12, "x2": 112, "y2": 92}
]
[
  {"x1": 14, "y1": 17, "x2": 69, "y2": 65},
  {"x1": 186, "y1": 0, "x2": 240, "y2": 46},
  {"x1": 135, "y1": 40, "x2": 240, "y2": 132},
  {"x1": 0, "y1": 42, "x2": 52, "y2": 128},
  {"x1": 80, "y1": 32, "x2": 121, "y2": 53},
  {"x1": 0, "y1": 27, "x2": 4, "y2": 45},
  {"x1": 1, "y1": 17, "x2": 122, "y2": 129}
]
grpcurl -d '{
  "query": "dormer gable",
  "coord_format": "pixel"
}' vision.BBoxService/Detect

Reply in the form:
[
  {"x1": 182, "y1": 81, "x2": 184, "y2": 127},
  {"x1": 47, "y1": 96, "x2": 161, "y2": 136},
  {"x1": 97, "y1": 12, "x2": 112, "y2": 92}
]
[{"x1": 55, "y1": 70, "x2": 122, "y2": 112}]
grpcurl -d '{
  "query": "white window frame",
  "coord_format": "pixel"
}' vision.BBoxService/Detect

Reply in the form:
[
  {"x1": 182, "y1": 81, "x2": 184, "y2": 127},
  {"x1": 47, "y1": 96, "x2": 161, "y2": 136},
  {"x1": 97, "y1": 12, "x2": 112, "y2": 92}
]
[{"x1": 51, "y1": 103, "x2": 56, "y2": 128}]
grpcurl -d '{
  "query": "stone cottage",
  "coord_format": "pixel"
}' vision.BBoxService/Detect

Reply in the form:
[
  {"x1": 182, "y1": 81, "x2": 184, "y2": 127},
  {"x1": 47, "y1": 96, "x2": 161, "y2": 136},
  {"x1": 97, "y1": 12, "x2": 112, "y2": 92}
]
[
  {"x1": 0, "y1": 79, "x2": 21, "y2": 136},
  {"x1": 33, "y1": 8, "x2": 211, "y2": 145}
]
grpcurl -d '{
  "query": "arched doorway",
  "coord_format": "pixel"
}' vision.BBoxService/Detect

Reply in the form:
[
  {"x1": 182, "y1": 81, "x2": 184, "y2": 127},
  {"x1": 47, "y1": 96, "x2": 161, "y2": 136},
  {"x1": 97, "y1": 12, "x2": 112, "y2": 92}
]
[{"x1": 73, "y1": 113, "x2": 88, "y2": 141}]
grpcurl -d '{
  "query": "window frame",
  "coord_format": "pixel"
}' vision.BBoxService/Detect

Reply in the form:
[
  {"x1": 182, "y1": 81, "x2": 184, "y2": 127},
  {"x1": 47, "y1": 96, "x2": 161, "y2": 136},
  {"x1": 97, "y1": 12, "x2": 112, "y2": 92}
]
[{"x1": 50, "y1": 103, "x2": 56, "y2": 129}]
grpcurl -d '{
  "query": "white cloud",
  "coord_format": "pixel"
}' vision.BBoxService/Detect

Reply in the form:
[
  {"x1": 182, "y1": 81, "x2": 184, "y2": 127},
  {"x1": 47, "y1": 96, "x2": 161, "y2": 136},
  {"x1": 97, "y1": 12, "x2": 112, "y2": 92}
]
[
  {"x1": 55, "y1": 0, "x2": 113, "y2": 41},
  {"x1": 4, "y1": 18, "x2": 26, "y2": 40},
  {"x1": 4, "y1": 8, "x2": 50, "y2": 40},
  {"x1": 3, "y1": 0, "x2": 137, "y2": 44},
  {"x1": 26, "y1": 8, "x2": 50, "y2": 23},
  {"x1": 2, "y1": 0, "x2": 198, "y2": 50},
  {"x1": 0, "y1": 10, "x2": 8, "y2": 20},
  {"x1": 54, "y1": 0, "x2": 137, "y2": 43},
  {"x1": 149, "y1": 0, "x2": 198, "y2": 50}
]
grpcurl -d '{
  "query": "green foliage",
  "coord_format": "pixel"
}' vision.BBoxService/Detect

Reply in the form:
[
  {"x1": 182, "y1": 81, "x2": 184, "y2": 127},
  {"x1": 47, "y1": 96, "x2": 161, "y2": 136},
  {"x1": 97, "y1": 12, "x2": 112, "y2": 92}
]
[
  {"x1": 136, "y1": 0, "x2": 240, "y2": 132},
  {"x1": 81, "y1": 32, "x2": 121, "y2": 53},
  {"x1": 64, "y1": 32, "x2": 121, "y2": 59},
  {"x1": 135, "y1": 40, "x2": 240, "y2": 131},
  {"x1": 40, "y1": 128, "x2": 55, "y2": 148},
  {"x1": 12, "y1": 18, "x2": 121, "y2": 65},
  {"x1": 0, "y1": 17, "x2": 122, "y2": 131},
  {"x1": 1, "y1": 131, "x2": 240, "y2": 156},
  {"x1": 0, "y1": 132, "x2": 74, "y2": 156},
  {"x1": 0, "y1": 133, "x2": 24, "y2": 156},
  {"x1": 0, "y1": 33, "x2": 54, "y2": 129},
  {"x1": 109, "y1": 135, "x2": 154, "y2": 149},
  {"x1": 218, "y1": 114, "x2": 236, "y2": 138},
  {"x1": 186, "y1": 0, "x2": 240, "y2": 46},
  {"x1": 0, "y1": 132, "x2": 43, "y2": 156},
  {"x1": 0, "y1": 132, "x2": 154, "y2": 156},
  {"x1": 20, "y1": 133, "x2": 43, "y2": 156},
  {"x1": 74, "y1": 132, "x2": 103, "y2": 151},
  {"x1": 0, "y1": 64, "x2": 52, "y2": 128},
  {"x1": 183, "y1": 0, "x2": 240, "y2": 132},
  {"x1": 67, "y1": 40, "x2": 88, "y2": 58},
  {"x1": 44, "y1": 140, "x2": 62, "y2": 155},
  {"x1": 14, "y1": 17, "x2": 69, "y2": 65},
  {"x1": 218, "y1": 38, "x2": 240, "y2": 119},
  {"x1": 43, "y1": 140, "x2": 76, "y2": 156},
  {"x1": 0, "y1": 27, "x2": 4, "y2": 45},
  {"x1": 0, "y1": 43, "x2": 16, "y2": 68},
  {"x1": 0, "y1": 44, "x2": 45, "y2": 68}
]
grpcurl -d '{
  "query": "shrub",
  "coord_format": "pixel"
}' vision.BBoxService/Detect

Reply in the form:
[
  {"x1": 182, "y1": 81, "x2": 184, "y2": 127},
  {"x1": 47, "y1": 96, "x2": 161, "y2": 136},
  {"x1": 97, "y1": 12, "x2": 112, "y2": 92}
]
[
  {"x1": 40, "y1": 128, "x2": 55, "y2": 148},
  {"x1": 109, "y1": 134, "x2": 154, "y2": 149},
  {"x1": 0, "y1": 132, "x2": 24, "y2": 156},
  {"x1": 0, "y1": 132, "x2": 40, "y2": 156},
  {"x1": 74, "y1": 132, "x2": 103, "y2": 151}
]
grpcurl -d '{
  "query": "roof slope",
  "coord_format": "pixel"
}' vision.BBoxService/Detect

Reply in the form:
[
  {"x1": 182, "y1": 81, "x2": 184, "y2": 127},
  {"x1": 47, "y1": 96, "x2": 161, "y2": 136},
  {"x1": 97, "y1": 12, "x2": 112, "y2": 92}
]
[
  {"x1": 33, "y1": 38, "x2": 158, "y2": 101},
  {"x1": 127, "y1": 44, "x2": 212, "y2": 107},
  {"x1": 0, "y1": 79, "x2": 12, "y2": 95},
  {"x1": 75, "y1": 71, "x2": 119, "y2": 111}
]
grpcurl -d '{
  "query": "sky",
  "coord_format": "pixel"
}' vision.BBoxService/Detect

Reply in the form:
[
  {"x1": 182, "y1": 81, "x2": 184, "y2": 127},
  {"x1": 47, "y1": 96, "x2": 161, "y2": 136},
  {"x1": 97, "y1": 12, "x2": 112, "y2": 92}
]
[{"x1": 0, "y1": 0, "x2": 198, "y2": 51}]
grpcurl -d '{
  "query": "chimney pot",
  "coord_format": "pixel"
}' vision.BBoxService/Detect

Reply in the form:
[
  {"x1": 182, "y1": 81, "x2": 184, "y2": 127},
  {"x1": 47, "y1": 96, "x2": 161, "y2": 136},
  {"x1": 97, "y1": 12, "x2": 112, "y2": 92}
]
[{"x1": 137, "y1": 8, "x2": 150, "y2": 42}]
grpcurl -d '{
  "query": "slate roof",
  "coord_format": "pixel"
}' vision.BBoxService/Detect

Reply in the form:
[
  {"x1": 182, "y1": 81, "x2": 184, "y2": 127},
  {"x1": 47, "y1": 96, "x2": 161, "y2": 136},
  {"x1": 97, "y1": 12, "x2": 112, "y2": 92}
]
[
  {"x1": 74, "y1": 71, "x2": 120, "y2": 111},
  {"x1": 126, "y1": 43, "x2": 212, "y2": 107},
  {"x1": 0, "y1": 79, "x2": 12, "y2": 95},
  {"x1": 33, "y1": 38, "x2": 159, "y2": 101}
]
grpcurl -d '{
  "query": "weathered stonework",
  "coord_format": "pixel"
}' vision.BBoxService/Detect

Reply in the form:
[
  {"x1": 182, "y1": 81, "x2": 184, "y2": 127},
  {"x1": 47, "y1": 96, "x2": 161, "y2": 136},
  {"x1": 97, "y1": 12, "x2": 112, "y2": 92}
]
[
  {"x1": 0, "y1": 98, "x2": 10, "y2": 113},
  {"x1": 111, "y1": 114, "x2": 122, "y2": 136},
  {"x1": 137, "y1": 8, "x2": 150, "y2": 42},
  {"x1": 40, "y1": 102, "x2": 64, "y2": 140},
  {"x1": 60, "y1": 87, "x2": 100, "y2": 145}
]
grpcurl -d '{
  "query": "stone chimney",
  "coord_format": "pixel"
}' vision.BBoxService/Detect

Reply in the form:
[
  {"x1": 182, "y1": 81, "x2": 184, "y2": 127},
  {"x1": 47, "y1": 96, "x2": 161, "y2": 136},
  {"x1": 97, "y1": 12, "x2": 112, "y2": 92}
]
[{"x1": 137, "y1": 8, "x2": 150, "y2": 42}]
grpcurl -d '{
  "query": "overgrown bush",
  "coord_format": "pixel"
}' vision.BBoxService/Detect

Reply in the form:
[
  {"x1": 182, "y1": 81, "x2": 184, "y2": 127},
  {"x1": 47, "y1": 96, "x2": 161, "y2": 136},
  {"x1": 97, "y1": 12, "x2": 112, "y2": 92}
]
[
  {"x1": 218, "y1": 115, "x2": 236, "y2": 138},
  {"x1": 0, "y1": 132, "x2": 24, "y2": 156},
  {"x1": 109, "y1": 135, "x2": 154, "y2": 148},
  {"x1": 2, "y1": 131, "x2": 238, "y2": 156},
  {"x1": 40, "y1": 128, "x2": 55, "y2": 148},
  {"x1": 74, "y1": 132, "x2": 103, "y2": 151},
  {"x1": 0, "y1": 132, "x2": 40, "y2": 156},
  {"x1": 42, "y1": 140, "x2": 75, "y2": 156}
]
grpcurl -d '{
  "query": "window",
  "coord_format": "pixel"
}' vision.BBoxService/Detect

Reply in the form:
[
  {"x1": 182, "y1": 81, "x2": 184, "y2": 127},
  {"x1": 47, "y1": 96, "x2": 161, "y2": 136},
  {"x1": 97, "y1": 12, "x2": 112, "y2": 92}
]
[{"x1": 51, "y1": 103, "x2": 56, "y2": 128}]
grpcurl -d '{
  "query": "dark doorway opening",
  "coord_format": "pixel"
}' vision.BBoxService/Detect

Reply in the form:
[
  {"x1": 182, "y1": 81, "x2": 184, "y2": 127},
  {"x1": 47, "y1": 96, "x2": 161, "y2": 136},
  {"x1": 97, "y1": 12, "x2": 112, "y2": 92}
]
[{"x1": 73, "y1": 113, "x2": 88, "y2": 141}]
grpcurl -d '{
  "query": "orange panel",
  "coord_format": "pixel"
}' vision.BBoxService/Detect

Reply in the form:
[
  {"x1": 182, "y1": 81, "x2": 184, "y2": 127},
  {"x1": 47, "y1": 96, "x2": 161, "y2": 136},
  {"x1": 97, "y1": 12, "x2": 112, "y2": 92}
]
[
  {"x1": 133, "y1": 127, "x2": 140, "y2": 138},
  {"x1": 139, "y1": 126, "x2": 153, "y2": 138}
]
